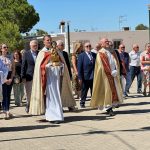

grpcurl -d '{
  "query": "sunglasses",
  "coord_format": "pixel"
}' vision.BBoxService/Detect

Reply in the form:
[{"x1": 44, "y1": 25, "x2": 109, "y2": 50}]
[
  {"x1": 85, "y1": 45, "x2": 91, "y2": 48},
  {"x1": 3, "y1": 46, "x2": 8, "y2": 49},
  {"x1": 121, "y1": 47, "x2": 125, "y2": 48}
]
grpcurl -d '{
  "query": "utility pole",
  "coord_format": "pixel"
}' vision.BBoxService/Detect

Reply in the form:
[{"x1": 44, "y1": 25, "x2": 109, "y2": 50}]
[
  {"x1": 148, "y1": 5, "x2": 150, "y2": 42},
  {"x1": 119, "y1": 15, "x2": 127, "y2": 31}
]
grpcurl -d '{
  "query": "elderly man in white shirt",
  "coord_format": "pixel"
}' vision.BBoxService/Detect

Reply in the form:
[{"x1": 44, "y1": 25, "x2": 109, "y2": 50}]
[
  {"x1": 91, "y1": 43, "x2": 101, "y2": 54},
  {"x1": 128, "y1": 44, "x2": 142, "y2": 94}
]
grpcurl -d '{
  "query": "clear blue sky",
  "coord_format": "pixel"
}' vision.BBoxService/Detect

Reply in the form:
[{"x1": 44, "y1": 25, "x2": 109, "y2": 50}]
[{"x1": 27, "y1": 0, "x2": 150, "y2": 33}]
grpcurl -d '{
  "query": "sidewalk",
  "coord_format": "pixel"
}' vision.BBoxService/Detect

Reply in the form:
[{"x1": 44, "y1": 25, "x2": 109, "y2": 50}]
[{"x1": 0, "y1": 81, "x2": 150, "y2": 150}]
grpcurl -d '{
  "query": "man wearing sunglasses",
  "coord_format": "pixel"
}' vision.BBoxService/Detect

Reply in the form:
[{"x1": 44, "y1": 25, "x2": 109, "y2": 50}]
[
  {"x1": 118, "y1": 44, "x2": 130, "y2": 98},
  {"x1": 78, "y1": 42, "x2": 96, "y2": 108}
]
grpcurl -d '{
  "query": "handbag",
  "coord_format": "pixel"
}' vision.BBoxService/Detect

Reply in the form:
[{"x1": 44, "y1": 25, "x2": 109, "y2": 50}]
[{"x1": 14, "y1": 75, "x2": 21, "y2": 84}]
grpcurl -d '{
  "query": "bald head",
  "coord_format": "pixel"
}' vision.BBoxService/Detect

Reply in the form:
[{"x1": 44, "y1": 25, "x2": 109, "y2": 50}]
[
  {"x1": 95, "y1": 43, "x2": 101, "y2": 50},
  {"x1": 100, "y1": 38, "x2": 109, "y2": 48},
  {"x1": 132, "y1": 44, "x2": 139, "y2": 52},
  {"x1": 100, "y1": 38, "x2": 108, "y2": 44}
]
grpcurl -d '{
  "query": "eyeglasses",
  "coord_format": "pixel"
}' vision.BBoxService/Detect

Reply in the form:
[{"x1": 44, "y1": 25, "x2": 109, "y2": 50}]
[
  {"x1": 85, "y1": 45, "x2": 91, "y2": 48},
  {"x1": 136, "y1": 47, "x2": 139, "y2": 48},
  {"x1": 121, "y1": 47, "x2": 125, "y2": 48},
  {"x1": 2, "y1": 46, "x2": 8, "y2": 49},
  {"x1": 32, "y1": 45, "x2": 38, "y2": 47}
]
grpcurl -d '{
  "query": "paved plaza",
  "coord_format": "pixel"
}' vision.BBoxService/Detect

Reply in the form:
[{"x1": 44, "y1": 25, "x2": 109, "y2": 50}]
[{"x1": 0, "y1": 81, "x2": 150, "y2": 150}]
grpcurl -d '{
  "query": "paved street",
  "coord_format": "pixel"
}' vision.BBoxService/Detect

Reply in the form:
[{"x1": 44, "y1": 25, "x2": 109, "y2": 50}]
[{"x1": 0, "y1": 81, "x2": 150, "y2": 150}]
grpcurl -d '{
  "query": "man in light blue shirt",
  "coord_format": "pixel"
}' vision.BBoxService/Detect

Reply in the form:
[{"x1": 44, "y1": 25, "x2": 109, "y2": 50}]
[
  {"x1": 0, "y1": 59, "x2": 8, "y2": 110},
  {"x1": 129, "y1": 44, "x2": 142, "y2": 93}
]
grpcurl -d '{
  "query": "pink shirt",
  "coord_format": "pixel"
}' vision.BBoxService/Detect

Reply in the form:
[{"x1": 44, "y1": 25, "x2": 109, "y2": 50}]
[{"x1": 140, "y1": 51, "x2": 150, "y2": 71}]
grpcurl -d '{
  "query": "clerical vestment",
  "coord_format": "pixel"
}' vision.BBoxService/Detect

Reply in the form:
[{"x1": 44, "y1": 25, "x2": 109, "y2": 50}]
[
  {"x1": 29, "y1": 47, "x2": 76, "y2": 115},
  {"x1": 90, "y1": 48, "x2": 123, "y2": 109}
]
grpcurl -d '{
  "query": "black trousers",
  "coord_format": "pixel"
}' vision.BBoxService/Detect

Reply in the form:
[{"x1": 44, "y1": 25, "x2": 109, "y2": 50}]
[{"x1": 80, "y1": 79, "x2": 93, "y2": 106}]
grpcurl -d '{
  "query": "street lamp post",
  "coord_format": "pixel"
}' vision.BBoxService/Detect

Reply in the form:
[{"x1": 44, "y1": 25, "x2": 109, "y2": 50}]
[
  {"x1": 67, "y1": 21, "x2": 70, "y2": 54},
  {"x1": 148, "y1": 5, "x2": 150, "y2": 42}
]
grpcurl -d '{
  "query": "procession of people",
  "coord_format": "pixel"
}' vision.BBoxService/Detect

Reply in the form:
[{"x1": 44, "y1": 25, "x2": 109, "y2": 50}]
[{"x1": 0, "y1": 35, "x2": 150, "y2": 123}]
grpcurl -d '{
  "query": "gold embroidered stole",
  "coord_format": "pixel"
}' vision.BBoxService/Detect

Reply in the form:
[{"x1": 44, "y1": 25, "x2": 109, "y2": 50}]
[
  {"x1": 40, "y1": 52, "x2": 51, "y2": 94},
  {"x1": 99, "y1": 52, "x2": 118, "y2": 102}
]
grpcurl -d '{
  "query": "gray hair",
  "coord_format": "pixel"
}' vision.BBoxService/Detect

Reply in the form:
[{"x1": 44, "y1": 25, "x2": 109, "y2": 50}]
[
  {"x1": 56, "y1": 40, "x2": 64, "y2": 46},
  {"x1": 30, "y1": 40, "x2": 38, "y2": 46}
]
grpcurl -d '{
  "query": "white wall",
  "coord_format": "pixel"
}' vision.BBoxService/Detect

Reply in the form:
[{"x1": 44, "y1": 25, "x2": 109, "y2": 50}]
[{"x1": 70, "y1": 30, "x2": 149, "y2": 52}]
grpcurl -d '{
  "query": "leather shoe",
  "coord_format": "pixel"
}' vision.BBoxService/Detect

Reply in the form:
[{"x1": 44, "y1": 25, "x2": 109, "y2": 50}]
[
  {"x1": 80, "y1": 105, "x2": 85, "y2": 108},
  {"x1": 68, "y1": 106, "x2": 76, "y2": 112},
  {"x1": 137, "y1": 90, "x2": 142, "y2": 94},
  {"x1": 25, "y1": 107, "x2": 29, "y2": 113},
  {"x1": 50, "y1": 121, "x2": 61, "y2": 124},
  {"x1": 106, "y1": 108, "x2": 115, "y2": 116},
  {"x1": 109, "y1": 109, "x2": 115, "y2": 116},
  {"x1": 115, "y1": 104, "x2": 120, "y2": 108},
  {"x1": 123, "y1": 93, "x2": 128, "y2": 98},
  {"x1": 143, "y1": 91, "x2": 147, "y2": 96},
  {"x1": 126, "y1": 90, "x2": 130, "y2": 94}
]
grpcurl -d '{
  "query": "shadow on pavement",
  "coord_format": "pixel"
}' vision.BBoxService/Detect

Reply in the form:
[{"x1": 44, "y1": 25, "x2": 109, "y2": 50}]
[
  {"x1": 120, "y1": 101, "x2": 150, "y2": 107},
  {"x1": 115, "y1": 108, "x2": 150, "y2": 115},
  {"x1": 0, "y1": 125, "x2": 149, "y2": 150},
  {"x1": 74, "y1": 107, "x2": 96, "y2": 112},
  {"x1": 109, "y1": 126, "x2": 150, "y2": 133},
  {"x1": 1, "y1": 125, "x2": 149, "y2": 148},
  {"x1": 64, "y1": 115, "x2": 113, "y2": 123},
  {"x1": 12, "y1": 114, "x2": 33, "y2": 118},
  {"x1": 63, "y1": 108, "x2": 97, "y2": 113},
  {"x1": 0, "y1": 124, "x2": 59, "y2": 133}
]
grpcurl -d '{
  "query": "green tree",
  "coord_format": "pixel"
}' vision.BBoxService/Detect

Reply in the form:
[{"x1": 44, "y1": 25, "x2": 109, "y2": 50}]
[
  {"x1": 0, "y1": 21, "x2": 24, "y2": 51},
  {"x1": 36, "y1": 29, "x2": 48, "y2": 36},
  {"x1": 0, "y1": 0, "x2": 40, "y2": 33},
  {"x1": 135, "y1": 24, "x2": 148, "y2": 30}
]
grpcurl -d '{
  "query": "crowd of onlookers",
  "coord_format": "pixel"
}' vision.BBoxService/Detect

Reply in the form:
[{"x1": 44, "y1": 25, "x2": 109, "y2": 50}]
[{"x1": 0, "y1": 35, "x2": 150, "y2": 121}]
